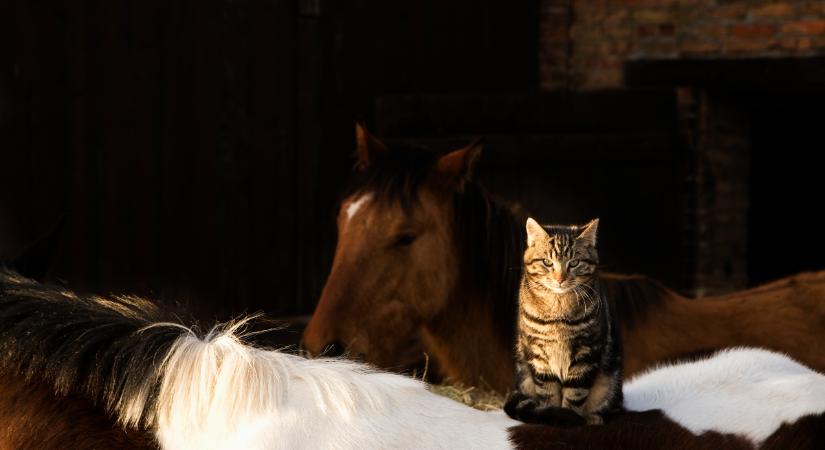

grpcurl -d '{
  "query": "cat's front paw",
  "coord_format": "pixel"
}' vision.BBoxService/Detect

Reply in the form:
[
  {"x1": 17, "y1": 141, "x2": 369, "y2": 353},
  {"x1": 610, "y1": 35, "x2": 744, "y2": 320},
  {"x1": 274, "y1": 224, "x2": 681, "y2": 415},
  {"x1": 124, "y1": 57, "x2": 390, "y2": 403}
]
[
  {"x1": 504, "y1": 391, "x2": 537, "y2": 421},
  {"x1": 531, "y1": 405, "x2": 587, "y2": 427}
]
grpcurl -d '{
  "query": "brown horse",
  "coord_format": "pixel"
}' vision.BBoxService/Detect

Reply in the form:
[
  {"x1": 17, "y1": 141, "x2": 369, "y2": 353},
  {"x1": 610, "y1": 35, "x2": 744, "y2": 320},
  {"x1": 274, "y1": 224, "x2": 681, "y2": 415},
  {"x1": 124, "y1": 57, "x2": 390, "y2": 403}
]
[{"x1": 302, "y1": 125, "x2": 825, "y2": 393}]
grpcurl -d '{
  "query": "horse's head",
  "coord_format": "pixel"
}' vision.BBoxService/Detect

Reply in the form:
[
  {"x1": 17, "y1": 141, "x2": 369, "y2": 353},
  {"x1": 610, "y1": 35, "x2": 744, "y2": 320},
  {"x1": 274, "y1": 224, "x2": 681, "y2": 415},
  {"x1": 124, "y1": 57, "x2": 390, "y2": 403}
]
[{"x1": 302, "y1": 125, "x2": 481, "y2": 368}]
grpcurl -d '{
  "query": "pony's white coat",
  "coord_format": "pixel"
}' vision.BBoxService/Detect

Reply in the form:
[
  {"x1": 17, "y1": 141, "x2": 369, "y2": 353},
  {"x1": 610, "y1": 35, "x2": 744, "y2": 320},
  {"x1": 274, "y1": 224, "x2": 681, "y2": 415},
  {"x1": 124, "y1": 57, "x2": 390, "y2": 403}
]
[
  {"x1": 624, "y1": 348, "x2": 825, "y2": 444},
  {"x1": 153, "y1": 326, "x2": 518, "y2": 450},
  {"x1": 145, "y1": 324, "x2": 824, "y2": 450}
]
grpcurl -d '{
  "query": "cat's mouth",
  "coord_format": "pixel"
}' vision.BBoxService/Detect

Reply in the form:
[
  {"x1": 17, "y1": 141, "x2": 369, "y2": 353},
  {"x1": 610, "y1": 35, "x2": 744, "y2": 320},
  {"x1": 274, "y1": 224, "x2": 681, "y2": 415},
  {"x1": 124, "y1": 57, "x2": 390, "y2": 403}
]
[{"x1": 550, "y1": 286, "x2": 571, "y2": 294}]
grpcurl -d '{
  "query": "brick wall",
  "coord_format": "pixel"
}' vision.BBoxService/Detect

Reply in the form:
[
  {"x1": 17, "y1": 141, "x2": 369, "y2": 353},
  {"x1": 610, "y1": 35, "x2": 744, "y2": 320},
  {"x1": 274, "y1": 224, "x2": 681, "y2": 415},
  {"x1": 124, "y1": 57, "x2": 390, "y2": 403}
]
[
  {"x1": 540, "y1": 0, "x2": 573, "y2": 90},
  {"x1": 541, "y1": 0, "x2": 825, "y2": 90}
]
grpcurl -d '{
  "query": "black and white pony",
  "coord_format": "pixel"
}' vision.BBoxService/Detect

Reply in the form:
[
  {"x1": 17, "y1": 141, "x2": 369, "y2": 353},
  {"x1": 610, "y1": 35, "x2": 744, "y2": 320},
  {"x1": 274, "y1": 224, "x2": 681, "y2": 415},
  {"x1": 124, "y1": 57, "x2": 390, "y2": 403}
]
[{"x1": 0, "y1": 269, "x2": 823, "y2": 450}]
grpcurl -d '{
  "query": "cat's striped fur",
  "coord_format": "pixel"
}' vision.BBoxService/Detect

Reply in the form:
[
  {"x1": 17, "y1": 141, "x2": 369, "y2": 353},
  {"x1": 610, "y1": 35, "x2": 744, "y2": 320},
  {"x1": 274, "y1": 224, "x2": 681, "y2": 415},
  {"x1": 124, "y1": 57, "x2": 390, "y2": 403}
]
[{"x1": 504, "y1": 218, "x2": 622, "y2": 426}]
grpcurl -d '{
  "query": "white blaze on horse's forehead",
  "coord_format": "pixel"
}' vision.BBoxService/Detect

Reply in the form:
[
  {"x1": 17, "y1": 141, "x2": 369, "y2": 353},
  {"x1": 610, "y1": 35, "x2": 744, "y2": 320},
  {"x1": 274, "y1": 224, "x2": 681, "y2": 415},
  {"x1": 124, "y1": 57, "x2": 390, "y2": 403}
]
[{"x1": 345, "y1": 193, "x2": 373, "y2": 222}]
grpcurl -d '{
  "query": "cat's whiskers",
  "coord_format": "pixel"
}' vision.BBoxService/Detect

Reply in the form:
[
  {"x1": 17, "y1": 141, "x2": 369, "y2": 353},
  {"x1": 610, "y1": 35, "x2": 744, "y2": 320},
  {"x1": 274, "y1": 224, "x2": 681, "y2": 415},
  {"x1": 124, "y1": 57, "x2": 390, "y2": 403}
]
[
  {"x1": 578, "y1": 283, "x2": 600, "y2": 314},
  {"x1": 572, "y1": 286, "x2": 586, "y2": 315}
]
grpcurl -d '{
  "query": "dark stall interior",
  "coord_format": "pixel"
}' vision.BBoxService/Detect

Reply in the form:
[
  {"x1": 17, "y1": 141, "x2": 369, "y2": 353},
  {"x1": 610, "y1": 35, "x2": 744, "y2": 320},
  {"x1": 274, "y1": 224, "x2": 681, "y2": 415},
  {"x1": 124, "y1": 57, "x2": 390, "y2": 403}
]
[
  {"x1": 748, "y1": 91, "x2": 825, "y2": 286},
  {"x1": 0, "y1": 0, "x2": 538, "y2": 322},
  {"x1": 2, "y1": 0, "x2": 824, "y2": 327}
]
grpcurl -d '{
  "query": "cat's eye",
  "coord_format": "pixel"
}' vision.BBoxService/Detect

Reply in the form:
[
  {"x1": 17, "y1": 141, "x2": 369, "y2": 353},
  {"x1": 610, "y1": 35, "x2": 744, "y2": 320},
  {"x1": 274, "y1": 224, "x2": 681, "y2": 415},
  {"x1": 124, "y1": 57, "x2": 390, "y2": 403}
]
[
  {"x1": 569, "y1": 259, "x2": 580, "y2": 268},
  {"x1": 542, "y1": 258, "x2": 552, "y2": 267},
  {"x1": 393, "y1": 232, "x2": 417, "y2": 247}
]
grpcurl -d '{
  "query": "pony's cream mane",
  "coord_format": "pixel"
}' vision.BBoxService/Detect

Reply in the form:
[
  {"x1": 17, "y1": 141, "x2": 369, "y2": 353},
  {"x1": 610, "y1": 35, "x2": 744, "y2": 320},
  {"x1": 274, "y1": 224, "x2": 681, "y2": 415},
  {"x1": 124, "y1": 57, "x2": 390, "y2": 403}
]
[{"x1": 149, "y1": 319, "x2": 422, "y2": 436}]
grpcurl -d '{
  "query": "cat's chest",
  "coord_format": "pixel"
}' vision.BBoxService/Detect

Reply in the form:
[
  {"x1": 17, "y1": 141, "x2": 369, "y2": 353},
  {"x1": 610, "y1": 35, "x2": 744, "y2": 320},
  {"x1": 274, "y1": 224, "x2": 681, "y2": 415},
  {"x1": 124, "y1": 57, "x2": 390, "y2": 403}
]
[
  {"x1": 519, "y1": 316, "x2": 599, "y2": 380},
  {"x1": 525, "y1": 337, "x2": 573, "y2": 377}
]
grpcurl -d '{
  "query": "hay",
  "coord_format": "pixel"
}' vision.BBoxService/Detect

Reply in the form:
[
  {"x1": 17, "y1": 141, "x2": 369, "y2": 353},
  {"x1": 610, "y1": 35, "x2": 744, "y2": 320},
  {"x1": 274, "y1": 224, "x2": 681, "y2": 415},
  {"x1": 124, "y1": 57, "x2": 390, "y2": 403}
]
[
  {"x1": 412, "y1": 352, "x2": 505, "y2": 411},
  {"x1": 428, "y1": 383, "x2": 505, "y2": 411}
]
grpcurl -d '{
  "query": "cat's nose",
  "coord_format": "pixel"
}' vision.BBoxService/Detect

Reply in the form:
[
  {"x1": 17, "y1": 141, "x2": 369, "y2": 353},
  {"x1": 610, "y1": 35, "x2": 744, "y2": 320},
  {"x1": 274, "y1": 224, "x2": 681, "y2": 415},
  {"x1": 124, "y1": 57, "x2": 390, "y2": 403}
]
[{"x1": 556, "y1": 274, "x2": 566, "y2": 283}]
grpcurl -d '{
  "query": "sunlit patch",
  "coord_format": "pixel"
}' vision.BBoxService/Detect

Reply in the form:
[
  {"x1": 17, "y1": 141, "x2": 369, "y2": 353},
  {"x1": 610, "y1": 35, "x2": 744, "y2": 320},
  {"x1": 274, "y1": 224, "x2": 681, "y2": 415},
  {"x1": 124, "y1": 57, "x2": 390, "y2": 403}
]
[{"x1": 345, "y1": 193, "x2": 373, "y2": 222}]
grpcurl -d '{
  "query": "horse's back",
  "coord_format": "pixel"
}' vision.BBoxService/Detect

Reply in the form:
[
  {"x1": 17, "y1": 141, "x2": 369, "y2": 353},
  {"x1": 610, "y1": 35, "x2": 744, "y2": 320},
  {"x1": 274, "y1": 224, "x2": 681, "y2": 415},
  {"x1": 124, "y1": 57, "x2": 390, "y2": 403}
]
[
  {"x1": 717, "y1": 269, "x2": 825, "y2": 316},
  {"x1": 601, "y1": 270, "x2": 825, "y2": 376}
]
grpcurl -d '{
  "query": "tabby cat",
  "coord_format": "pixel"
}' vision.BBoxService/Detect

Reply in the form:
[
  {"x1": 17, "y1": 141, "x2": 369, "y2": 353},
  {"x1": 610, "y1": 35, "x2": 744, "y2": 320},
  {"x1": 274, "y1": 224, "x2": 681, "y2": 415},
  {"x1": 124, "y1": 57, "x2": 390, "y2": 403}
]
[{"x1": 504, "y1": 217, "x2": 622, "y2": 426}]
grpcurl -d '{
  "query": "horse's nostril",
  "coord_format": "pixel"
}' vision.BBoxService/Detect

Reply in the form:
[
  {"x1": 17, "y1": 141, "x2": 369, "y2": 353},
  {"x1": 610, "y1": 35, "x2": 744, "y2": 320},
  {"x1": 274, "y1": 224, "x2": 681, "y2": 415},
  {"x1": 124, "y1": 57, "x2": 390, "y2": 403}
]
[{"x1": 324, "y1": 341, "x2": 346, "y2": 357}]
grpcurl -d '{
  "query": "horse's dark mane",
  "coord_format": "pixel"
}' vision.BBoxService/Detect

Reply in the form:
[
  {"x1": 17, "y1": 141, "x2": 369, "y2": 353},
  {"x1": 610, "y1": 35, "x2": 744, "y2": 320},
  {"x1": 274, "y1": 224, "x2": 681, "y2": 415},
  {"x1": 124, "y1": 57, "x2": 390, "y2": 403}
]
[
  {"x1": 0, "y1": 268, "x2": 187, "y2": 429},
  {"x1": 343, "y1": 142, "x2": 440, "y2": 210},
  {"x1": 453, "y1": 181, "x2": 525, "y2": 332}
]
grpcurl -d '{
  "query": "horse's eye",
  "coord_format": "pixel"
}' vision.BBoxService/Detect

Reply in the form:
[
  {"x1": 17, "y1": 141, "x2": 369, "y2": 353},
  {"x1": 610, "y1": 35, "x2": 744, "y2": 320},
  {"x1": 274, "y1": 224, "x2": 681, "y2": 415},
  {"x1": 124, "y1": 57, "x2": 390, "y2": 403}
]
[
  {"x1": 569, "y1": 259, "x2": 579, "y2": 268},
  {"x1": 542, "y1": 258, "x2": 552, "y2": 268},
  {"x1": 394, "y1": 232, "x2": 417, "y2": 247}
]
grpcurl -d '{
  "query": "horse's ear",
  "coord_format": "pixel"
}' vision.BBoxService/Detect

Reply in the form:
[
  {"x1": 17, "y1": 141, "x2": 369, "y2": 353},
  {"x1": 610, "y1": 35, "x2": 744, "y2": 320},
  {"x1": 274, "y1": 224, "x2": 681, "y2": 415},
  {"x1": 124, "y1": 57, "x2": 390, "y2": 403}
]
[
  {"x1": 526, "y1": 217, "x2": 547, "y2": 247},
  {"x1": 434, "y1": 139, "x2": 483, "y2": 190},
  {"x1": 354, "y1": 123, "x2": 388, "y2": 171},
  {"x1": 577, "y1": 218, "x2": 599, "y2": 247}
]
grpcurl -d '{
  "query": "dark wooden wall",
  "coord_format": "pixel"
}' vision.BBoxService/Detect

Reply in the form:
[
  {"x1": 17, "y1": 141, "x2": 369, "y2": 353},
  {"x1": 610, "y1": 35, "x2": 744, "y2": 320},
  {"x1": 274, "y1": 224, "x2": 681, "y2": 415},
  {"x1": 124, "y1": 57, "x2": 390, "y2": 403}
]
[
  {"x1": 2, "y1": 0, "x2": 306, "y2": 318},
  {"x1": 1, "y1": 0, "x2": 538, "y2": 319}
]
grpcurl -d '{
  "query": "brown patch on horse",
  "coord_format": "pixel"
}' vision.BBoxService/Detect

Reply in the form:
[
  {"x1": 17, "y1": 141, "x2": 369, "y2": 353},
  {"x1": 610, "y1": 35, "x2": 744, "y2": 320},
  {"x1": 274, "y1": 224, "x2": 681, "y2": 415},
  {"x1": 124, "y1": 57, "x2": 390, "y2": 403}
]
[
  {"x1": 0, "y1": 372, "x2": 156, "y2": 450},
  {"x1": 761, "y1": 412, "x2": 825, "y2": 450},
  {"x1": 508, "y1": 409, "x2": 825, "y2": 450},
  {"x1": 508, "y1": 410, "x2": 753, "y2": 450}
]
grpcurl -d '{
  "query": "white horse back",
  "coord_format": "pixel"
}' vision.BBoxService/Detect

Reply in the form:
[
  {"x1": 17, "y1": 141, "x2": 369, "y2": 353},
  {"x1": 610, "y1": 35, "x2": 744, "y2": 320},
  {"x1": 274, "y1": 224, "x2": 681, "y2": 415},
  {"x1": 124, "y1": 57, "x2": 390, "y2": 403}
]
[{"x1": 624, "y1": 347, "x2": 825, "y2": 444}]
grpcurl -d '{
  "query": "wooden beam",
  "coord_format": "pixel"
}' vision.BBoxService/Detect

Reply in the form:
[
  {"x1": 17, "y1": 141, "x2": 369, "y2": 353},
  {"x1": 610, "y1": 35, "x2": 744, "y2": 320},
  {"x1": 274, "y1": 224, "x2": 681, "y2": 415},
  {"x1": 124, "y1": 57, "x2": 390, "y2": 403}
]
[{"x1": 625, "y1": 57, "x2": 825, "y2": 90}]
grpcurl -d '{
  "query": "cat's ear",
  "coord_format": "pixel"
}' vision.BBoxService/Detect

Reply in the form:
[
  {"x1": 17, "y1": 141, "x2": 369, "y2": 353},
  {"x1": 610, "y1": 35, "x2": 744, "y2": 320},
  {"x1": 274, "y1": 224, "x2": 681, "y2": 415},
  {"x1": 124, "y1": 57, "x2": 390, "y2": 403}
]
[
  {"x1": 577, "y1": 218, "x2": 599, "y2": 247},
  {"x1": 434, "y1": 139, "x2": 483, "y2": 191},
  {"x1": 526, "y1": 217, "x2": 548, "y2": 247},
  {"x1": 354, "y1": 122, "x2": 388, "y2": 171}
]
